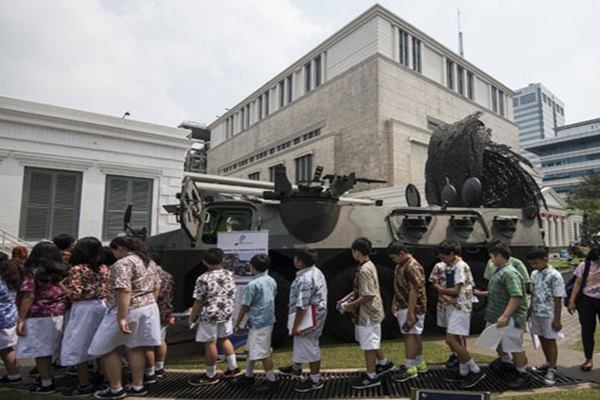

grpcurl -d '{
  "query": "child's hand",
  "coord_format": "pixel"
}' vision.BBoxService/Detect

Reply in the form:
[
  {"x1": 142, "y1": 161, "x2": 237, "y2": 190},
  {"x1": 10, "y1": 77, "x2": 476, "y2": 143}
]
[
  {"x1": 16, "y1": 320, "x2": 25, "y2": 336},
  {"x1": 441, "y1": 294, "x2": 456, "y2": 304},
  {"x1": 496, "y1": 315, "x2": 509, "y2": 328},
  {"x1": 406, "y1": 312, "x2": 416, "y2": 328},
  {"x1": 168, "y1": 316, "x2": 176, "y2": 326},
  {"x1": 567, "y1": 302, "x2": 577, "y2": 315},
  {"x1": 343, "y1": 302, "x2": 356, "y2": 313},
  {"x1": 118, "y1": 318, "x2": 132, "y2": 335},
  {"x1": 552, "y1": 319, "x2": 562, "y2": 332},
  {"x1": 293, "y1": 327, "x2": 302, "y2": 336}
]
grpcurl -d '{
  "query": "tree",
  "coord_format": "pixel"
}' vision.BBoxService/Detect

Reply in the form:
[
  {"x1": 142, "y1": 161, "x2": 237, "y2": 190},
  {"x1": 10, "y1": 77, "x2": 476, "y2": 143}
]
[{"x1": 567, "y1": 173, "x2": 600, "y2": 241}]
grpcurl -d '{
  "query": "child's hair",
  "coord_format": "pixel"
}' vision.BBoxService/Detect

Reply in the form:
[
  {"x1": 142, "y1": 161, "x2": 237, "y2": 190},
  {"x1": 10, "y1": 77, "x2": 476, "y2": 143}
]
[
  {"x1": 11, "y1": 246, "x2": 28, "y2": 261},
  {"x1": 109, "y1": 236, "x2": 151, "y2": 267},
  {"x1": 294, "y1": 249, "x2": 316, "y2": 267},
  {"x1": 53, "y1": 234, "x2": 75, "y2": 251},
  {"x1": 70, "y1": 237, "x2": 104, "y2": 272},
  {"x1": 526, "y1": 247, "x2": 548, "y2": 261},
  {"x1": 24, "y1": 241, "x2": 68, "y2": 284},
  {"x1": 585, "y1": 247, "x2": 600, "y2": 264},
  {"x1": 351, "y1": 237, "x2": 372, "y2": 256},
  {"x1": 437, "y1": 240, "x2": 462, "y2": 256},
  {"x1": 101, "y1": 246, "x2": 117, "y2": 266},
  {"x1": 250, "y1": 254, "x2": 271, "y2": 272},
  {"x1": 488, "y1": 240, "x2": 511, "y2": 260},
  {"x1": 0, "y1": 260, "x2": 22, "y2": 292},
  {"x1": 203, "y1": 248, "x2": 225, "y2": 265},
  {"x1": 387, "y1": 241, "x2": 410, "y2": 255}
]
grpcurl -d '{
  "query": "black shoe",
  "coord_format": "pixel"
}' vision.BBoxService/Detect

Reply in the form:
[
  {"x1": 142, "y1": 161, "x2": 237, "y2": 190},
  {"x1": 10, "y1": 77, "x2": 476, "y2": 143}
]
[
  {"x1": 231, "y1": 375, "x2": 255, "y2": 387},
  {"x1": 446, "y1": 354, "x2": 459, "y2": 369},
  {"x1": 30, "y1": 367, "x2": 40, "y2": 377},
  {"x1": 392, "y1": 365, "x2": 418, "y2": 382},
  {"x1": 294, "y1": 377, "x2": 324, "y2": 393},
  {"x1": 143, "y1": 374, "x2": 157, "y2": 385},
  {"x1": 223, "y1": 367, "x2": 243, "y2": 379},
  {"x1": 489, "y1": 357, "x2": 515, "y2": 373},
  {"x1": 279, "y1": 365, "x2": 302, "y2": 378},
  {"x1": 155, "y1": 369, "x2": 165, "y2": 379},
  {"x1": 530, "y1": 364, "x2": 550, "y2": 374},
  {"x1": 351, "y1": 373, "x2": 381, "y2": 390},
  {"x1": 30, "y1": 383, "x2": 57, "y2": 395},
  {"x1": 94, "y1": 387, "x2": 126, "y2": 400},
  {"x1": 460, "y1": 371, "x2": 486, "y2": 389},
  {"x1": 125, "y1": 385, "x2": 148, "y2": 396},
  {"x1": 188, "y1": 373, "x2": 220, "y2": 386},
  {"x1": 254, "y1": 379, "x2": 278, "y2": 394},
  {"x1": 66, "y1": 366, "x2": 79, "y2": 377},
  {"x1": 443, "y1": 369, "x2": 466, "y2": 382},
  {"x1": 375, "y1": 361, "x2": 396, "y2": 377},
  {"x1": 507, "y1": 372, "x2": 531, "y2": 389},
  {"x1": 62, "y1": 384, "x2": 97, "y2": 398},
  {"x1": 0, "y1": 375, "x2": 23, "y2": 385}
]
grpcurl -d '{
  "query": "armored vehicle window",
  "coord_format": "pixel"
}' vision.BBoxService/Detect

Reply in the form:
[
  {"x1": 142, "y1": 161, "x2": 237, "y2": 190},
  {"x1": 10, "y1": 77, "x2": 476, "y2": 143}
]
[{"x1": 202, "y1": 208, "x2": 253, "y2": 244}]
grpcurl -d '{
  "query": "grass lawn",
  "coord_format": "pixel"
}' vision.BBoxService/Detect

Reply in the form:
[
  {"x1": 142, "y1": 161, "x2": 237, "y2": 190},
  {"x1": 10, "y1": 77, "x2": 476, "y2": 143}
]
[
  {"x1": 551, "y1": 257, "x2": 582, "y2": 270},
  {"x1": 499, "y1": 387, "x2": 600, "y2": 400}
]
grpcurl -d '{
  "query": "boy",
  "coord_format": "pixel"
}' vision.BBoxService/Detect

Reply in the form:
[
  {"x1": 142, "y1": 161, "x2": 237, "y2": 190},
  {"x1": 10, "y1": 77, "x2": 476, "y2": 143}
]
[
  {"x1": 279, "y1": 249, "x2": 328, "y2": 393},
  {"x1": 484, "y1": 240, "x2": 531, "y2": 292},
  {"x1": 477, "y1": 241, "x2": 530, "y2": 389},
  {"x1": 434, "y1": 241, "x2": 485, "y2": 388},
  {"x1": 232, "y1": 254, "x2": 278, "y2": 393},
  {"x1": 188, "y1": 248, "x2": 241, "y2": 385},
  {"x1": 526, "y1": 247, "x2": 565, "y2": 385},
  {"x1": 387, "y1": 242, "x2": 428, "y2": 382}
]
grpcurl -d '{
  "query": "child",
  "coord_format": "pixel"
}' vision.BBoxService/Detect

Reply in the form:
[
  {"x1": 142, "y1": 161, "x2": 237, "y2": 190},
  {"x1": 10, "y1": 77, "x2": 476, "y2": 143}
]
[
  {"x1": 0, "y1": 259, "x2": 22, "y2": 385},
  {"x1": 16, "y1": 241, "x2": 68, "y2": 395},
  {"x1": 526, "y1": 247, "x2": 565, "y2": 385},
  {"x1": 53, "y1": 234, "x2": 76, "y2": 265},
  {"x1": 59, "y1": 237, "x2": 110, "y2": 397},
  {"x1": 279, "y1": 249, "x2": 328, "y2": 393},
  {"x1": 188, "y1": 248, "x2": 241, "y2": 385},
  {"x1": 232, "y1": 254, "x2": 278, "y2": 393},
  {"x1": 340, "y1": 238, "x2": 394, "y2": 390},
  {"x1": 434, "y1": 241, "x2": 485, "y2": 388},
  {"x1": 477, "y1": 241, "x2": 529, "y2": 389}
]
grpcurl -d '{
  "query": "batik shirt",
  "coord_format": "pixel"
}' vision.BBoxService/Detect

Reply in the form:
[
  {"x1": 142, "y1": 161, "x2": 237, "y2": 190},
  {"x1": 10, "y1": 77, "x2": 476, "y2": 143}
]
[
  {"x1": 20, "y1": 275, "x2": 67, "y2": 318},
  {"x1": 0, "y1": 279, "x2": 17, "y2": 329},
  {"x1": 485, "y1": 263, "x2": 528, "y2": 329},
  {"x1": 109, "y1": 254, "x2": 159, "y2": 309},
  {"x1": 393, "y1": 256, "x2": 427, "y2": 314},
  {"x1": 156, "y1": 265, "x2": 174, "y2": 325},
  {"x1": 352, "y1": 261, "x2": 384, "y2": 326},
  {"x1": 62, "y1": 264, "x2": 110, "y2": 302},
  {"x1": 530, "y1": 266, "x2": 566, "y2": 318},
  {"x1": 446, "y1": 257, "x2": 475, "y2": 313},
  {"x1": 193, "y1": 267, "x2": 236, "y2": 324},
  {"x1": 242, "y1": 271, "x2": 277, "y2": 329},
  {"x1": 289, "y1": 266, "x2": 328, "y2": 337},
  {"x1": 574, "y1": 261, "x2": 600, "y2": 299},
  {"x1": 484, "y1": 257, "x2": 531, "y2": 285},
  {"x1": 429, "y1": 262, "x2": 450, "y2": 318}
]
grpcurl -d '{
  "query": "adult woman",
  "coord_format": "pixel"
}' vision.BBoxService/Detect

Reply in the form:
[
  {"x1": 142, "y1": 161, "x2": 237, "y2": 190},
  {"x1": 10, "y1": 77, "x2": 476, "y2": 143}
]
[
  {"x1": 88, "y1": 237, "x2": 160, "y2": 400},
  {"x1": 568, "y1": 247, "x2": 600, "y2": 372}
]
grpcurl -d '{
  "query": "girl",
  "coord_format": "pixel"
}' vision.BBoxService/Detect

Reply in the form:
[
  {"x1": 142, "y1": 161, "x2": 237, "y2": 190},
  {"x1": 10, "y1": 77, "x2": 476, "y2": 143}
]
[
  {"x1": 16, "y1": 241, "x2": 68, "y2": 395},
  {"x1": 89, "y1": 237, "x2": 161, "y2": 400},
  {"x1": 0, "y1": 259, "x2": 22, "y2": 385},
  {"x1": 60, "y1": 237, "x2": 110, "y2": 397}
]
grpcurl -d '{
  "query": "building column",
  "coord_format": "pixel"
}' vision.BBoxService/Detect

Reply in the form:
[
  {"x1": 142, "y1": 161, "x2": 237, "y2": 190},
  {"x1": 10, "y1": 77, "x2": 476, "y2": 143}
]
[
  {"x1": 548, "y1": 218, "x2": 555, "y2": 247},
  {"x1": 543, "y1": 217, "x2": 550, "y2": 247},
  {"x1": 557, "y1": 218, "x2": 564, "y2": 248}
]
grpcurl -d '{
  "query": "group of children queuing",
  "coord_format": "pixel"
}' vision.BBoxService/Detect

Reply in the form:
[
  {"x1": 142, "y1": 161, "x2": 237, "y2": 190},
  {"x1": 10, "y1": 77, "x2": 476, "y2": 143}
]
[{"x1": 0, "y1": 234, "x2": 174, "y2": 400}]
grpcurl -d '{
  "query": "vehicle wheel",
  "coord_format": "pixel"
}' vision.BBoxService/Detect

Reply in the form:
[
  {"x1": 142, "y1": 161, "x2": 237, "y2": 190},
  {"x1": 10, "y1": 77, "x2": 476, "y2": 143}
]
[{"x1": 269, "y1": 271, "x2": 291, "y2": 348}]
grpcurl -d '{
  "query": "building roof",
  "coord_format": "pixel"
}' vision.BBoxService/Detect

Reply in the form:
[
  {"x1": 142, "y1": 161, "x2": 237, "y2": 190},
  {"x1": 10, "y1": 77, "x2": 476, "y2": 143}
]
[
  {"x1": 524, "y1": 127, "x2": 600, "y2": 153},
  {"x1": 556, "y1": 117, "x2": 600, "y2": 132}
]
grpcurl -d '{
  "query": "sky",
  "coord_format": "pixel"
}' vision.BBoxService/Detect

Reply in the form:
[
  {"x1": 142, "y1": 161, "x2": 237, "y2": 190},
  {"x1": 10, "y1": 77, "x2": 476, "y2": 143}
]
[{"x1": 0, "y1": 0, "x2": 598, "y2": 128}]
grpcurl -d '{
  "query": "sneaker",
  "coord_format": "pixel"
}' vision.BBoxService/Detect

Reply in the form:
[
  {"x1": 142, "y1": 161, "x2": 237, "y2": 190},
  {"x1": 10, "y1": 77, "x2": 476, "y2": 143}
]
[
  {"x1": 507, "y1": 372, "x2": 530, "y2": 389},
  {"x1": 443, "y1": 370, "x2": 466, "y2": 382},
  {"x1": 66, "y1": 366, "x2": 79, "y2": 376},
  {"x1": 29, "y1": 367, "x2": 40, "y2": 377},
  {"x1": 416, "y1": 360, "x2": 428, "y2": 373},
  {"x1": 94, "y1": 387, "x2": 126, "y2": 400},
  {"x1": 143, "y1": 374, "x2": 157, "y2": 385},
  {"x1": 278, "y1": 365, "x2": 302, "y2": 378},
  {"x1": 446, "y1": 354, "x2": 459, "y2": 369},
  {"x1": 231, "y1": 375, "x2": 255, "y2": 387},
  {"x1": 392, "y1": 365, "x2": 418, "y2": 382},
  {"x1": 351, "y1": 373, "x2": 381, "y2": 390},
  {"x1": 125, "y1": 385, "x2": 148, "y2": 396},
  {"x1": 489, "y1": 357, "x2": 515, "y2": 373},
  {"x1": 294, "y1": 377, "x2": 324, "y2": 393},
  {"x1": 188, "y1": 373, "x2": 220, "y2": 386},
  {"x1": 530, "y1": 363, "x2": 550, "y2": 374},
  {"x1": 223, "y1": 367, "x2": 243, "y2": 379},
  {"x1": 62, "y1": 384, "x2": 97, "y2": 398},
  {"x1": 460, "y1": 371, "x2": 486, "y2": 389},
  {"x1": 543, "y1": 368, "x2": 557, "y2": 386},
  {"x1": 30, "y1": 383, "x2": 57, "y2": 395},
  {"x1": 375, "y1": 361, "x2": 396, "y2": 377},
  {"x1": 0, "y1": 375, "x2": 23, "y2": 385},
  {"x1": 155, "y1": 369, "x2": 165, "y2": 379},
  {"x1": 253, "y1": 379, "x2": 278, "y2": 394}
]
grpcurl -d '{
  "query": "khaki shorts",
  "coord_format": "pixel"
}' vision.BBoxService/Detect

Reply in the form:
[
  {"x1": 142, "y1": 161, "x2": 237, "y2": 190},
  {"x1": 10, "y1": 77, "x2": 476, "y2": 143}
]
[{"x1": 247, "y1": 325, "x2": 273, "y2": 361}]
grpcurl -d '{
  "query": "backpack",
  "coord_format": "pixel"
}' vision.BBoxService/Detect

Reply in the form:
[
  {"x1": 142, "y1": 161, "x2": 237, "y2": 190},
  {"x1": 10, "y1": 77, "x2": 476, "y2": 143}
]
[{"x1": 564, "y1": 261, "x2": 592, "y2": 307}]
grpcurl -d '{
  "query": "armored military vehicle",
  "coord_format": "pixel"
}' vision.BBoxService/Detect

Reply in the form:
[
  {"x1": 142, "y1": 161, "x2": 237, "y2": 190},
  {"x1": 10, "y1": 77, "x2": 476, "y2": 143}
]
[{"x1": 146, "y1": 112, "x2": 546, "y2": 344}]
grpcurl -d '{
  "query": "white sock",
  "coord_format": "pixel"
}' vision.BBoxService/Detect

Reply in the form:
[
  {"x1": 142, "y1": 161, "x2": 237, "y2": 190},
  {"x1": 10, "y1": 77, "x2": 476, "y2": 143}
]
[
  {"x1": 501, "y1": 354, "x2": 512, "y2": 363},
  {"x1": 378, "y1": 358, "x2": 389, "y2": 366},
  {"x1": 245, "y1": 360, "x2": 255, "y2": 377},
  {"x1": 367, "y1": 372, "x2": 376, "y2": 379},
  {"x1": 516, "y1": 365, "x2": 528, "y2": 373},
  {"x1": 41, "y1": 378, "x2": 53, "y2": 387},
  {"x1": 226, "y1": 354, "x2": 238, "y2": 370},
  {"x1": 310, "y1": 373, "x2": 321, "y2": 383},
  {"x1": 155, "y1": 361, "x2": 165, "y2": 370},
  {"x1": 459, "y1": 363, "x2": 469, "y2": 376},
  {"x1": 110, "y1": 387, "x2": 123, "y2": 393},
  {"x1": 8, "y1": 374, "x2": 21, "y2": 379},
  {"x1": 206, "y1": 365, "x2": 217, "y2": 378},
  {"x1": 131, "y1": 385, "x2": 143, "y2": 391},
  {"x1": 467, "y1": 359, "x2": 480, "y2": 373},
  {"x1": 415, "y1": 355, "x2": 423, "y2": 364},
  {"x1": 265, "y1": 370, "x2": 276, "y2": 382},
  {"x1": 145, "y1": 366, "x2": 155, "y2": 376},
  {"x1": 405, "y1": 359, "x2": 414, "y2": 368}
]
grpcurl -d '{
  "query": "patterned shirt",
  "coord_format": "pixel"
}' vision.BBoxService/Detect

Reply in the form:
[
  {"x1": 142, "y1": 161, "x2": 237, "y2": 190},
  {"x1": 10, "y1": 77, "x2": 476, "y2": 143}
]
[
  {"x1": 20, "y1": 276, "x2": 67, "y2": 318},
  {"x1": 530, "y1": 266, "x2": 566, "y2": 318},
  {"x1": 241, "y1": 271, "x2": 277, "y2": 329},
  {"x1": 393, "y1": 256, "x2": 427, "y2": 314},
  {"x1": 0, "y1": 279, "x2": 17, "y2": 329},
  {"x1": 574, "y1": 261, "x2": 600, "y2": 299},
  {"x1": 109, "y1": 254, "x2": 159, "y2": 309},
  {"x1": 193, "y1": 267, "x2": 236, "y2": 324},
  {"x1": 352, "y1": 261, "x2": 384, "y2": 326},
  {"x1": 289, "y1": 266, "x2": 328, "y2": 337},
  {"x1": 484, "y1": 257, "x2": 531, "y2": 284},
  {"x1": 485, "y1": 263, "x2": 528, "y2": 329},
  {"x1": 62, "y1": 264, "x2": 110, "y2": 302},
  {"x1": 429, "y1": 262, "x2": 450, "y2": 317},
  {"x1": 156, "y1": 265, "x2": 175, "y2": 324},
  {"x1": 447, "y1": 257, "x2": 475, "y2": 312}
]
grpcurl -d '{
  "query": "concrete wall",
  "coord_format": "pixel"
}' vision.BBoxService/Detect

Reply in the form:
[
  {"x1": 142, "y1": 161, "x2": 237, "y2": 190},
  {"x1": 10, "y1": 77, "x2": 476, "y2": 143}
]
[{"x1": 327, "y1": 16, "x2": 379, "y2": 78}]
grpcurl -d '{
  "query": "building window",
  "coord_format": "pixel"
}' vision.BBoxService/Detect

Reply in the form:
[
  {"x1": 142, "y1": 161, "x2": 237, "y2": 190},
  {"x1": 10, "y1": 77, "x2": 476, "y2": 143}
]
[
  {"x1": 315, "y1": 55, "x2": 322, "y2": 87},
  {"x1": 248, "y1": 172, "x2": 260, "y2": 181},
  {"x1": 278, "y1": 80, "x2": 285, "y2": 107},
  {"x1": 245, "y1": 105, "x2": 250, "y2": 128},
  {"x1": 412, "y1": 37, "x2": 422, "y2": 73},
  {"x1": 520, "y1": 93, "x2": 536, "y2": 104},
  {"x1": 258, "y1": 96, "x2": 263, "y2": 120},
  {"x1": 446, "y1": 60, "x2": 454, "y2": 90},
  {"x1": 269, "y1": 164, "x2": 284, "y2": 182},
  {"x1": 286, "y1": 75, "x2": 293, "y2": 104},
  {"x1": 240, "y1": 108, "x2": 246, "y2": 130},
  {"x1": 264, "y1": 91, "x2": 270, "y2": 116},
  {"x1": 399, "y1": 29, "x2": 409, "y2": 66},
  {"x1": 491, "y1": 86, "x2": 498, "y2": 113},
  {"x1": 225, "y1": 117, "x2": 231, "y2": 139},
  {"x1": 304, "y1": 62, "x2": 312, "y2": 93},
  {"x1": 467, "y1": 71, "x2": 474, "y2": 100},
  {"x1": 498, "y1": 90, "x2": 505, "y2": 116},
  {"x1": 20, "y1": 167, "x2": 82, "y2": 240},
  {"x1": 295, "y1": 154, "x2": 313, "y2": 184},
  {"x1": 103, "y1": 175, "x2": 153, "y2": 240},
  {"x1": 513, "y1": 98, "x2": 519, "y2": 107},
  {"x1": 457, "y1": 65, "x2": 464, "y2": 96}
]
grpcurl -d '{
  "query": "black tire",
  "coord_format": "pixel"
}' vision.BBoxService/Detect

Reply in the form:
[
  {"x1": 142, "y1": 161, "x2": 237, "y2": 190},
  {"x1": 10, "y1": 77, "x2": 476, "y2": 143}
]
[{"x1": 269, "y1": 270, "x2": 291, "y2": 348}]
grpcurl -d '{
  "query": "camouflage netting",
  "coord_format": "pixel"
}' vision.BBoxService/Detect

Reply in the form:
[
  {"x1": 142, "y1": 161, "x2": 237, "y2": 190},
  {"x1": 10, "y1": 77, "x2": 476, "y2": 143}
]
[{"x1": 425, "y1": 112, "x2": 546, "y2": 210}]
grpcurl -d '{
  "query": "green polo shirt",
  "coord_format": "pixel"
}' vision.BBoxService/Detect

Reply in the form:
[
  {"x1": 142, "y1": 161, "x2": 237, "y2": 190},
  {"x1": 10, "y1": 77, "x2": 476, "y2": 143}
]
[
  {"x1": 484, "y1": 257, "x2": 531, "y2": 284},
  {"x1": 484, "y1": 263, "x2": 528, "y2": 329}
]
